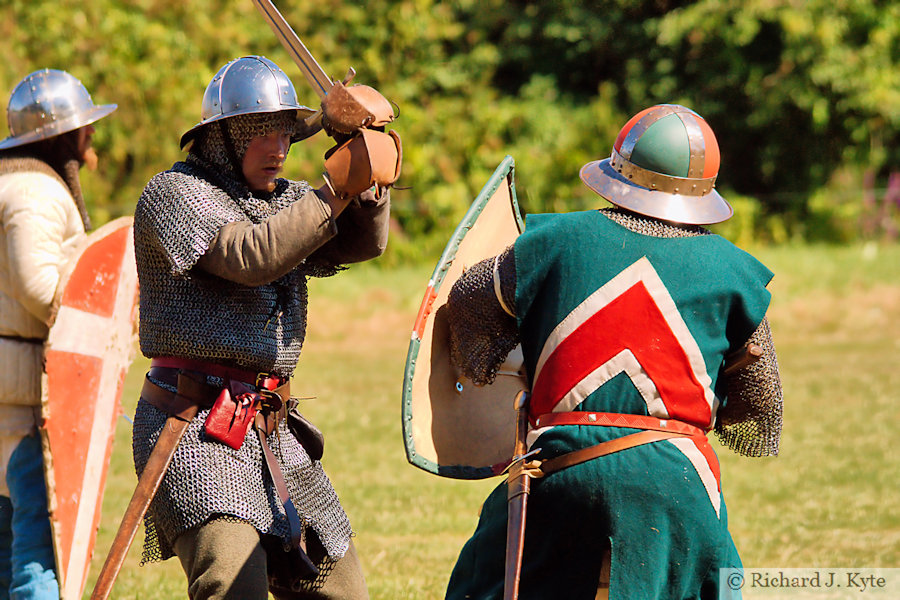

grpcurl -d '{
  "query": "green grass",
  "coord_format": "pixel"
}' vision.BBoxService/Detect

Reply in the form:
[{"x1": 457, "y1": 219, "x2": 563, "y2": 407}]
[{"x1": 83, "y1": 243, "x2": 900, "y2": 598}]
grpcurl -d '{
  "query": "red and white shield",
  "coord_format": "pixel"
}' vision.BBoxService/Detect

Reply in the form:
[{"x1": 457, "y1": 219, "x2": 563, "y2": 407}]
[{"x1": 39, "y1": 217, "x2": 139, "y2": 600}]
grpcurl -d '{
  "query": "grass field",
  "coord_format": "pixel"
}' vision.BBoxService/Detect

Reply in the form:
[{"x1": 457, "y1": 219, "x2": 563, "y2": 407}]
[{"x1": 82, "y1": 242, "x2": 900, "y2": 599}]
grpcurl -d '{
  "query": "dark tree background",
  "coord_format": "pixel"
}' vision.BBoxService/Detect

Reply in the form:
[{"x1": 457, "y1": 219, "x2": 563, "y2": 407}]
[{"x1": 3, "y1": 0, "x2": 899, "y2": 255}]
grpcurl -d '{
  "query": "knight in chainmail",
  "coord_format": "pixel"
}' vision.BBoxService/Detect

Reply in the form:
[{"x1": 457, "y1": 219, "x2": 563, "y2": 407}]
[
  {"x1": 0, "y1": 69, "x2": 116, "y2": 600},
  {"x1": 444, "y1": 105, "x2": 783, "y2": 600},
  {"x1": 131, "y1": 56, "x2": 398, "y2": 600}
]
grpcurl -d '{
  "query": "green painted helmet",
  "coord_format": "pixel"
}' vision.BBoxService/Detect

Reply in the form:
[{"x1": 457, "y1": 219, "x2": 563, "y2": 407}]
[{"x1": 580, "y1": 104, "x2": 732, "y2": 225}]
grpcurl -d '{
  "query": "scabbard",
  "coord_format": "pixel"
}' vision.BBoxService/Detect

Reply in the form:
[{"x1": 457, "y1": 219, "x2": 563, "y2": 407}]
[
  {"x1": 90, "y1": 400, "x2": 199, "y2": 600},
  {"x1": 503, "y1": 391, "x2": 531, "y2": 600},
  {"x1": 504, "y1": 461, "x2": 531, "y2": 600}
]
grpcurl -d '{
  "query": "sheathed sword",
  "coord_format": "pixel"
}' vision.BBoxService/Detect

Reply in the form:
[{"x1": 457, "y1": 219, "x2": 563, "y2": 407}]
[
  {"x1": 90, "y1": 402, "x2": 199, "y2": 600},
  {"x1": 504, "y1": 390, "x2": 533, "y2": 600},
  {"x1": 251, "y1": 0, "x2": 350, "y2": 100}
]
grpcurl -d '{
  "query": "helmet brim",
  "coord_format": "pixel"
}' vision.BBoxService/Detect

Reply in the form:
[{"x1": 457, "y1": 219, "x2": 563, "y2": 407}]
[
  {"x1": 580, "y1": 158, "x2": 733, "y2": 225},
  {"x1": 0, "y1": 103, "x2": 117, "y2": 151},
  {"x1": 179, "y1": 106, "x2": 320, "y2": 150}
]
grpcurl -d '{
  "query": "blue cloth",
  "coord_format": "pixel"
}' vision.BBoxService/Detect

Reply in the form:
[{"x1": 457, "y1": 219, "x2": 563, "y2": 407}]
[{"x1": 0, "y1": 433, "x2": 59, "y2": 600}]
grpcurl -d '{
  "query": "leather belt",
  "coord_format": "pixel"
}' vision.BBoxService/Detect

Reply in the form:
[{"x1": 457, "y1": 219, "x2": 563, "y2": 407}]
[
  {"x1": 537, "y1": 430, "x2": 690, "y2": 476},
  {"x1": 522, "y1": 411, "x2": 707, "y2": 477},
  {"x1": 141, "y1": 371, "x2": 216, "y2": 421},
  {"x1": 142, "y1": 366, "x2": 290, "y2": 436},
  {"x1": 150, "y1": 357, "x2": 285, "y2": 391},
  {"x1": 534, "y1": 411, "x2": 707, "y2": 437},
  {"x1": 0, "y1": 333, "x2": 43, "y2": 345}
]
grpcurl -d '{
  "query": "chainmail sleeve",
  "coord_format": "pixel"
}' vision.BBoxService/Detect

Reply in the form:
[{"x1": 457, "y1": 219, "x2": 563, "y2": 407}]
[
  {"x1": 447, "y1": 244, "x2": 520, "y2": 385},
  {"x1": 715, "y1": 317, "x2": 783, "y2": 457}
]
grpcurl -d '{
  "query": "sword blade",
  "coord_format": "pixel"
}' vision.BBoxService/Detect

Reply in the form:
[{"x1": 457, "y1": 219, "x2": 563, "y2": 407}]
[{"x1": 251, "y1": 0, "x2": 333, "y2": 100}]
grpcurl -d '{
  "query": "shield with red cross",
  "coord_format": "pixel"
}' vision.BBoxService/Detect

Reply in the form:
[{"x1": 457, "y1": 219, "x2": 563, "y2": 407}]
[
  {"x1": 402, "y1": 156, "x2": 529, "y2": 480},
  {"x1": 39, "y1": 217, "x2": 139, "y2": 600}
]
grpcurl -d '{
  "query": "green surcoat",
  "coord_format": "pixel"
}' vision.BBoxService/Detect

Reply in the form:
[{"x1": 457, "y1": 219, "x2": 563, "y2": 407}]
[{"x1": 447, "y1": 211, "x2": 772, "y2": 599}]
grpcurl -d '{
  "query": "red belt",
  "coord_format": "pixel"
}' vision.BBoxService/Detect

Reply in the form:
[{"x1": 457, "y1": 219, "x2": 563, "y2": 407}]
[
  {"x1": 533, "y1": 411, "x2": 707, "y2": 437},
  {"x1": 150, "y1": 357, "x2": 285, "y2": 390}
]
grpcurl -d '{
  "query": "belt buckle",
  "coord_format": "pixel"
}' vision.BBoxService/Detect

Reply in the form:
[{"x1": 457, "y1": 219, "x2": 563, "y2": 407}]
[{"x1": 255, "y1": 372, "x2": 282, "y2": 411}]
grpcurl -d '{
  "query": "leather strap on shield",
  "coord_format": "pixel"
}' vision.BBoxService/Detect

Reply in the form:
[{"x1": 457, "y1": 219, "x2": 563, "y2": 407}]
[
  {"x1": 324, "y1": 128, "x2": 402, "y2": 198},
  {"x1": 321, "y1": 81, "x2": 395, "y2": 135}
]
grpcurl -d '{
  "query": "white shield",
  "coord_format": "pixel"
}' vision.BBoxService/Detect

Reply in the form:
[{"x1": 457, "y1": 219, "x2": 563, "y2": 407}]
[{"x1": 402, "y1": 156, "x2": 528, "y2": 479}]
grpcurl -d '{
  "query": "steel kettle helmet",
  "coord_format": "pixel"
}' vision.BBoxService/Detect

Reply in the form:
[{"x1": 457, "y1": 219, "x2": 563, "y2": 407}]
[
  {"x1": 580, "y1": 104, "x2": 732, "y2": 225},
  {"x1": 180, "y1": 55, "x2": 318, "y2": 149},
  {"x1": 0, "y1": 69, "x2": 117, "y2": 150}
]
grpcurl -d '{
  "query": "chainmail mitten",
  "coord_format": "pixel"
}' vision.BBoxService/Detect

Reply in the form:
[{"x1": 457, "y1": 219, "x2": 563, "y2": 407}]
[
  {"x1": 716, "y1": 317, "x2": 783, "y2": 457},
  {"x1": 447, "y1": 245, "x2": 519, "y2": 385}
]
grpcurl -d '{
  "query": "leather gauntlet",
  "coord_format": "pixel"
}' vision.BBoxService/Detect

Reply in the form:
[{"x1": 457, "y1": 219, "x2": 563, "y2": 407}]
[
  {"x1": 321, "y1": 81, "x2": 402, "y2": 198},
  {"x1": 324, "y1": 128, "x2": 402, "y2": 199},
  {"x1": 321, "y1": 81, "x2": 395, "y2": 135}
]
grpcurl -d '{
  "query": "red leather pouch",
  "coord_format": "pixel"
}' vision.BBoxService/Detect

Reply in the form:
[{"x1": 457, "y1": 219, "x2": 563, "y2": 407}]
[{"x1": 204, "y1": 380, "x2": 259, "y2": 450}]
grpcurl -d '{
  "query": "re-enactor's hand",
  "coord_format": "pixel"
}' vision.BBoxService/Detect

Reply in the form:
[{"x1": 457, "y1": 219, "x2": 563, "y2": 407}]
[
  {"x1": 319, "y1": 81, "x2": 402, "y2": 200},
  {"x1": 323, "y1": 128, "x2": 402, "y2": 199}
]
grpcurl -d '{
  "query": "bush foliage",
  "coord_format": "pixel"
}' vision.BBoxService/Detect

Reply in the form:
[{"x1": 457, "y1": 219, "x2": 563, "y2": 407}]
[{"x1": 3, "y1": 0, "x2": 900, "y2": 252}]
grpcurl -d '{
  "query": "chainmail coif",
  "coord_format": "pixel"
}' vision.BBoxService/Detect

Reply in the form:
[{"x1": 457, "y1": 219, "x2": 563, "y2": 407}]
[
  {"x1": 447, "y1": 207, "x2": 783, "y2": 457},
  {"x1": 192, "y1": 111, "x2": 297, "y2": 181}
]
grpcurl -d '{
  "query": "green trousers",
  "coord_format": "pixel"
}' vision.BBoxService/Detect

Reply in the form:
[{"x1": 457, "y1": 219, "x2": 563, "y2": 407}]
[{"x1": 173, "y1": 517, "x2": 368, "y2": 600}]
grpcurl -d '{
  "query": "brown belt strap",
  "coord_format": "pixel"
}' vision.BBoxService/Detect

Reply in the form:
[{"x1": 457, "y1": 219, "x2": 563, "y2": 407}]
[
  {"x1": 254, "y1": 413, "x2": 307, "y2": 553},
  {"x1": 538, "y1": 430, "x2": 692, "y2": 476},
  {"x1": 0, "y1": 333, "x2": 43, "y2": 345},
  {"x1": 141, "y1": 373, "x2": 216, "y2": 420}
]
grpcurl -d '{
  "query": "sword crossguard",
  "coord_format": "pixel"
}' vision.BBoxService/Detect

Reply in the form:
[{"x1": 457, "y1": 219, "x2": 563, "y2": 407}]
[
  {"x1": 341, "y1": 68, "x2": 356, "y2": 86},
  {"x1": 502, "y1": 448, "x2": 542, "y2": 475}
]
